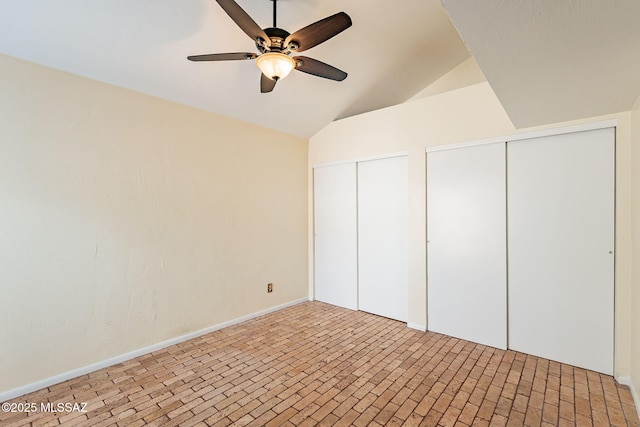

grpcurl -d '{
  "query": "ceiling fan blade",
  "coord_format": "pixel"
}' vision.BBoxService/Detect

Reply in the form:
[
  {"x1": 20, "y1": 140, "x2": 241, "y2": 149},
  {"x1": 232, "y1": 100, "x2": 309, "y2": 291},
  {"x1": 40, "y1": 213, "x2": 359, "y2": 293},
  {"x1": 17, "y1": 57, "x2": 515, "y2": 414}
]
[
  {"x1": 215, "y1": 0, "x2": 270, "y2": 46},
  {"x1": 187, "y1": 52, "x2": 257, "y2": 61},
  {"x1": 285, "y1": 12, "x2": 352, "y2": 52},
  {"x1": 294, "y1": 56, "x2": 347, "y2": 81},
  {"x1": 261, "y1": 73, "x2": 277, "y2": 93}
]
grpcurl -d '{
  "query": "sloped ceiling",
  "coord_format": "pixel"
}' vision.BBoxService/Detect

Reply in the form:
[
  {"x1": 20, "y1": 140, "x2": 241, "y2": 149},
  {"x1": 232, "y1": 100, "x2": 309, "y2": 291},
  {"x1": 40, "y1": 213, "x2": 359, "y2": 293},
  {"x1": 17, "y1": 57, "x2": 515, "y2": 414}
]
[
  {"x1": 0, "y1": 0, "x2": 470, "y2": 138},
  {"x1": 442, "y1": 0, "x2": 640, "y2": 129}
]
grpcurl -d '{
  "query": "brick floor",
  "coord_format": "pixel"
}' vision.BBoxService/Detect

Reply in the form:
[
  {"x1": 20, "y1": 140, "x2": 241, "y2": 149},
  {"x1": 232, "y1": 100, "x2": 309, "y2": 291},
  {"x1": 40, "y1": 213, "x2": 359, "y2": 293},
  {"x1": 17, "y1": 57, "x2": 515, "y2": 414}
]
[{"x1": 1, "y1": 301, "x2": 638, "y2": 426}]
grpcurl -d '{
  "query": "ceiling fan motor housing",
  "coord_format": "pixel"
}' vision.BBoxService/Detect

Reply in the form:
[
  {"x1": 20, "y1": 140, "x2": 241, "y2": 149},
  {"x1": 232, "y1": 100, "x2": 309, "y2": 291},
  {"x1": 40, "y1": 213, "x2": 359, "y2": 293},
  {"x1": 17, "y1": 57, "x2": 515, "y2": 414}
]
[{"x1": 257, "y1": 27, "x2": 296, "y2": 54}]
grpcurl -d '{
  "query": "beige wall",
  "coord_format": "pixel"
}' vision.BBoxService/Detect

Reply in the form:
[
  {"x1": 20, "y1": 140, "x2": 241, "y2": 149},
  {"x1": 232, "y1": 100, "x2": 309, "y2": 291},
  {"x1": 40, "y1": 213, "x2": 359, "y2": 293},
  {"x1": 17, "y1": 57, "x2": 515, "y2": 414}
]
[
  {"x1": 630, "y1": 95, "x2": 640, "y2": 406},
  {"x1": 309, "y1": 77, "x2": 636, "y2": 382},
  {"x1": 0, "y1": 54, "x2": 308, "y2": 395}
]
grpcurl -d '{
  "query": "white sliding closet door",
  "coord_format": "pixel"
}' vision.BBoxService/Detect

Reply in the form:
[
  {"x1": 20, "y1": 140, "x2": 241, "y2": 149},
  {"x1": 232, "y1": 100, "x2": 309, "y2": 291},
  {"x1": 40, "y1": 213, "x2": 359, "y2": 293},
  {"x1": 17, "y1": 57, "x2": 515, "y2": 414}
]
[
  {"x1": 358, "y1": 156, "x2": 408, "y2": 322},
  {"x1": 313, "y1": 163, "x2": 358, "y2": 310},
  {"x1": 507, "y1": 128, "x2": 615, "y2": 375},
  {"x1": 427, "y1": 142, "x2": 507, "y2": 349}
]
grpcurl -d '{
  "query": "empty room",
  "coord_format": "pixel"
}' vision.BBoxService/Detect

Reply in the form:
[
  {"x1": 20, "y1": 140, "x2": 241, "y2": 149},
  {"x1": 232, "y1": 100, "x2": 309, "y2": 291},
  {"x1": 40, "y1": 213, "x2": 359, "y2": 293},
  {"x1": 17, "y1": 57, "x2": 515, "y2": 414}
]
[{"x1": 1, "y1": 0, "x2": 639, "y2": 426}]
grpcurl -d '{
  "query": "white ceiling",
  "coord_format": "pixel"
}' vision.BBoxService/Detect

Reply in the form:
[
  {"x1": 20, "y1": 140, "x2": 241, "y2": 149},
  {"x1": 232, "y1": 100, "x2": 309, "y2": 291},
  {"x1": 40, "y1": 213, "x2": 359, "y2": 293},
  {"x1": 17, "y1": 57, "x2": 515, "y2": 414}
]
[
  {"x1": 4, "y1": 1, "x2": 638, "y2": 138},
  {"x1": 442, "y1": 0, "x2": 640, "y2": 129},
  {"x1": 0, "y1": 0, "x2": 470, "y2": 138}
]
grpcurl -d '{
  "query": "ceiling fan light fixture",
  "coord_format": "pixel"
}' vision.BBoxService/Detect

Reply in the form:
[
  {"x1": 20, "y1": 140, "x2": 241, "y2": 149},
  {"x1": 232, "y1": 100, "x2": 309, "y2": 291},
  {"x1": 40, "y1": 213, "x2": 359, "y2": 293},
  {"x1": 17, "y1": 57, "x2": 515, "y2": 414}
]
[{"x1": 256, "y1": 52, "x2": 296, "y2": 81}]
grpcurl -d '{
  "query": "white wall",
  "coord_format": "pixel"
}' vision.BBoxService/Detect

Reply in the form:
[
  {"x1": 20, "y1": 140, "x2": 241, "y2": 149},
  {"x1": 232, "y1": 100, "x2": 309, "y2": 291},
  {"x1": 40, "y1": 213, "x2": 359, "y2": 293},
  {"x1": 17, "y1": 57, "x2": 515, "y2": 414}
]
[
  {"x1": 0, "y1": 54, "x2": 308, "y2": 396},
  {"x1": 309, "y1": 72, "x2": 636, "y2": 382}
]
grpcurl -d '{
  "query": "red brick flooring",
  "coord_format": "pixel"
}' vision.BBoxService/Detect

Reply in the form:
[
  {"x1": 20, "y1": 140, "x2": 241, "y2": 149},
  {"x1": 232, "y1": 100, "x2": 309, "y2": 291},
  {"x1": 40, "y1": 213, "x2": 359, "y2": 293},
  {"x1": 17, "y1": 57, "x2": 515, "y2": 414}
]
[{"x1": 1, "y1": 301, "x2": 638, "y2": 426}]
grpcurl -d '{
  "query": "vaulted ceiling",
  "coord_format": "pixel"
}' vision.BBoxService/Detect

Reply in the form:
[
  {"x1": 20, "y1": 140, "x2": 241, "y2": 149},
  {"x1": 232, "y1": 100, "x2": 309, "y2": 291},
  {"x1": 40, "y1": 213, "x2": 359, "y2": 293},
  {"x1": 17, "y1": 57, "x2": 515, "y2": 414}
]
[
  {"x1": 1, "y1": 1, "x2": 639, "y2": 138},
  {"x1": 0, "y1": 0, "x2": 469, "y2": 138},
  {"x1": 442, "y1": 0, "x2": 640, "y2": 129}
]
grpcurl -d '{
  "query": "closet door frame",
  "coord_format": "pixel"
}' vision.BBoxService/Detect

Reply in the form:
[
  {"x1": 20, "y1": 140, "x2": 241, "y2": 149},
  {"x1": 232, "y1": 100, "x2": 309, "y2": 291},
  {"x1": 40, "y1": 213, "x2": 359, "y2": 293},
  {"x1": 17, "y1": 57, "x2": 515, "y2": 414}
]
[
  {"x1": 425, "y1": 118, "x2": 617, "y2": 373},
  {"x1": 312, "y1": 152, "x2": 409, "y2": 318}
]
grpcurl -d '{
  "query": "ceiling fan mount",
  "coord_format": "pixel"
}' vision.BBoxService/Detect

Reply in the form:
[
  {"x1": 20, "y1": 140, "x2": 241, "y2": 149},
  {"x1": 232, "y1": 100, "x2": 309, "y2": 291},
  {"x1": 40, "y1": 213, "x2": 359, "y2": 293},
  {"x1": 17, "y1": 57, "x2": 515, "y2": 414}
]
[
  {"x1": 187, "y1": 0, "x2": 352, "y2": 93},
  {"x1": 256, "y1": 27, "x2": 291, "y2": 54}
]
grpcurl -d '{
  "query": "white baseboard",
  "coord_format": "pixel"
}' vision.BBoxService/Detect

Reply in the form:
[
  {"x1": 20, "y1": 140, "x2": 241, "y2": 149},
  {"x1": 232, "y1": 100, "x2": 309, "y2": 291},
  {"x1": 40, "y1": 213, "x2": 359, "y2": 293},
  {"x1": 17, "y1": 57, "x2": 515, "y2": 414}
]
[
  {"x1": 629, "y1": 377, "x2": 640, "y2": 420},
  {"x1": 0, "y1": 298, "x2": 308, "y2": 403},
  {"x1": 616, "y1": 375, "x2": 630, "y2": 385},
  {"x1": 407, "y1": 322, "x2": 427, "y2": 332},
  {"x1": 615, "y1": 375, "x2": 640, "y2": 417}
]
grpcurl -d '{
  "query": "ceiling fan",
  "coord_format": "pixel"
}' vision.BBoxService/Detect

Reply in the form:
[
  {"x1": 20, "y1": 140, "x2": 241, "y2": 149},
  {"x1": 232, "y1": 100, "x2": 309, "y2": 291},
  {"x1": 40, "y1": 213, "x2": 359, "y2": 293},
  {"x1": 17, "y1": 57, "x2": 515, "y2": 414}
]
[{"x1": 187, "y1": 0, "x2": 352, "y2": 93}]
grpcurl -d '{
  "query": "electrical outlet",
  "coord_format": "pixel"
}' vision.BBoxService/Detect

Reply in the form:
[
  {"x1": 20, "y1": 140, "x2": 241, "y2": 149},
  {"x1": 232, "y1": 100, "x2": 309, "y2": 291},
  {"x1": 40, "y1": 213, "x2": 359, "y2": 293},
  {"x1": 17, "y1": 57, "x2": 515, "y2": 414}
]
[{"x1": 267, "y1": 283, "x2": 273, "y2": 293}]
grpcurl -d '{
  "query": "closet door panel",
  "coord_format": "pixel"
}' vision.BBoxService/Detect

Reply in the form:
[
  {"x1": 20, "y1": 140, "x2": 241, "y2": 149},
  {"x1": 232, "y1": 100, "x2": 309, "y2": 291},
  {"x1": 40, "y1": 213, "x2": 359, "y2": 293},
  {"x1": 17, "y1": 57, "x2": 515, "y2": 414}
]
[
  {"x1": 507, "y1": 128, "x2": 615, "y2": 375},
  {"x1": 426, "y1": 143, "x2": 507, "y2": 349},
  {"x1": 358, "y1": 156, "x2": 408, "y2": 322},
  {"x1": 313, "y1": 163, "x2": 358, "y2": 310}
]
